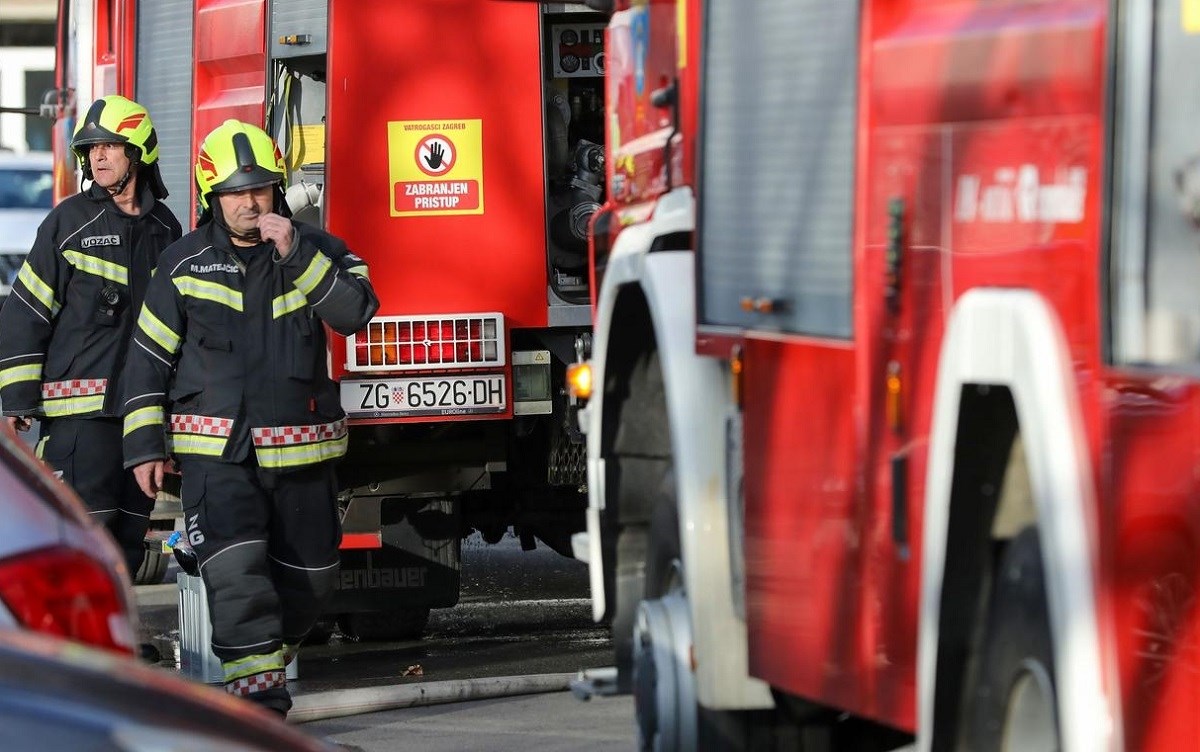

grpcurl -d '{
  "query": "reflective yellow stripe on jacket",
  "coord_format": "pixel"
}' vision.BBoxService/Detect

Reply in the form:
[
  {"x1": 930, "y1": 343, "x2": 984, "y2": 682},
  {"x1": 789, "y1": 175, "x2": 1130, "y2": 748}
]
[
  {"x1": 168, "y1": 413, "x2": 233, "y2": 458},
  {"x1": 41, "y1": 378, "x2": 106, "y2": 417},
  {"x1": 174, "y1": 276, "x2": 243, "y2": 312},
  {"x1": 0, "y1": 363, "x2": 42, "y2": 389},
  {"x1": 62, "y1": 250, "x2": 128, "y2": 285},
  {"x1": 272, "y1": 289, "x2": 307, "y2": 319},
  {"x1": 137, "y1": 305, "x2": 182, "y2": 354},
  {"x1": 251, "y1": 418, "x2": 348, "y2": 469},
  {"x1": 16, "y1": 262, "x2": 60, "y2": 315},
  {"x1": 293, "y1": 253, "x2": 333, "y2": 295},
  {"x1": 123, "y1": 405, "x2": 164, "y2": 436}
]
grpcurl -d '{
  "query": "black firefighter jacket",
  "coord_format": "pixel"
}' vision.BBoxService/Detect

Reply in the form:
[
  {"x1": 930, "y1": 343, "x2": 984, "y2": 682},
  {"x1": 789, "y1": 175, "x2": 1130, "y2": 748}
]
[
  {"x1": 121, "y1": 220, "x2": 379, "y2": 472},
  {"x1": 0, "y1": 183, "x2": 182, "y2": 419}
]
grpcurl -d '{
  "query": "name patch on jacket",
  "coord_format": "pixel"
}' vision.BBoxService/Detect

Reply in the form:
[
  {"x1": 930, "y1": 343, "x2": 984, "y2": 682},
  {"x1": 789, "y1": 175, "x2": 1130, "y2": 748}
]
[
  {"x1": 81, "y1": 235, "x2": 120, "y2": 248},
  {"x1": 190, "y1": 262, "x2": 242, "y2": 274}
]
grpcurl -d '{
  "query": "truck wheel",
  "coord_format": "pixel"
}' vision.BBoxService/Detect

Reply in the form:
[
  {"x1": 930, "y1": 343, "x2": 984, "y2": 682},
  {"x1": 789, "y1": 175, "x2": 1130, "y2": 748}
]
[
  {"x1": 963, "y1": 526, "x2": 1060, "y2": 752},
  {"x1": 612, "y1": 348, "x2": 756, "y2": 750},
  {"x1": 337, "y1": 608, "x2": 431, "y2": 642},
  {"x1": 134, "y1": 520, "x2": 174, "y2": 585},
  {"x1": 613, "y1": 526, "x2": 647, "y2": 691},
  {"x1": 611, "y1": 349, "x2": 670, "y2": 692},
  {"x1": 633, "y1": 468, "x2": 699, "y2": 751},
  {"x1": 636, "y1": 471, "x2": 772, "y2": 752}
]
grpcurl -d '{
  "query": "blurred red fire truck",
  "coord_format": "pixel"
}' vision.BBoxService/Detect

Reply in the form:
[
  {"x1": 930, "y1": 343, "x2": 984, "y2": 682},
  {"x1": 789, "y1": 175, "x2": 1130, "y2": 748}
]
[{"x1": 571, "y1": 0, "x2": 1200, "y2": 750}]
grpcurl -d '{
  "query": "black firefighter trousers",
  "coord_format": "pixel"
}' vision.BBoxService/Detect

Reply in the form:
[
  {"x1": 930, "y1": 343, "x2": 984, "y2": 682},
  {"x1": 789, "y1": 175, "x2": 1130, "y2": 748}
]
[
  {"x1": 38, "y1": 417, "x2": 153, "y2": 579},
  {"x1": 180, "y1": 457, "x2": 341, "y2": 716}
]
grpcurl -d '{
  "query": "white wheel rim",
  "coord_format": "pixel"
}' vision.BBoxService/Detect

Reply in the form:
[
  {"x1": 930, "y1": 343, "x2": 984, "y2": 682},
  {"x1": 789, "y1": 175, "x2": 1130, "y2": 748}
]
[
  {"x1": 1001, "y1": 658, "x2": 1059, "y2": 752},
  {"x1": 633, "y1": 566, "x2": 697, "y2": 752}
]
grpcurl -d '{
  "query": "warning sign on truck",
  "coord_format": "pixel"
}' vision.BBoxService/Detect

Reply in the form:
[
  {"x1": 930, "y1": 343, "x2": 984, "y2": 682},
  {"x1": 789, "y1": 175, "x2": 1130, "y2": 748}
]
[{"x1": 388, "y1": 119, "x2": 484, "y2": 216}]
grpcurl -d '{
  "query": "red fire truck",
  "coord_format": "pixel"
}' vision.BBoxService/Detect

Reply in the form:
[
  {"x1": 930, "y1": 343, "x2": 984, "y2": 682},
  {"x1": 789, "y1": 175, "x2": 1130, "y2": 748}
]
[
  {"x1": 575, "y1": 0, "x2": 1200, "y2": 749},
  {"x1": 49, "y1": 0, "x2": 606, "y2": 637}
]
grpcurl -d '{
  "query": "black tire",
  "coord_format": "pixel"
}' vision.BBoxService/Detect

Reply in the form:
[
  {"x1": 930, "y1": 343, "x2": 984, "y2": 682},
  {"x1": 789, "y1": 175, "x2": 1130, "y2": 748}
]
[
  {"x1": 337, "y1": 609, "x2": 431, "y2": 642},
  {"x1": 133, "y1": 520, "x2": 175, "y2": 585},
  {"x1": 611, "y1": 349, "x2": 671, "y2": 691},
  {"x1": 622, "y1": 355, "x2": 766, "y2": 751},
  {"x1": 613, "y1": 526, "x2": 647, "y2": 691},
  {"x1": 643, "y1": 469, "x2": 680, "y2": 597},
  {"x1": 963, "y1": 527, "x2": 1059, "y2": 752},
  {"x1": 644, "y1": 468, "x2": 766, "y2": 752}
]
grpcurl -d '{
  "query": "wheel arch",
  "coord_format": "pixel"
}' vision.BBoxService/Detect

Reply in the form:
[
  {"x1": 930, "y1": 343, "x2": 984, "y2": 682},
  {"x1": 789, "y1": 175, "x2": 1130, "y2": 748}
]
[
  {"x1": 584, "y1": 189, "x2": 696, "y2": 623},
  {"x1": 917, "y1": 288, "x2": 1117, "y2": 752},
  {"x1": 584, "y1": 187, "x2": 772, "y2": 710}
]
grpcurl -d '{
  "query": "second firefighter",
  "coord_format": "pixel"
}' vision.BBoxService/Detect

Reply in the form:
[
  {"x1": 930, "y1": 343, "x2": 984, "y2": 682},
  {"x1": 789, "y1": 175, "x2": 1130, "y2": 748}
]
[{"x1": 122, "y1": 120, "x2": 378, "y2": 716}]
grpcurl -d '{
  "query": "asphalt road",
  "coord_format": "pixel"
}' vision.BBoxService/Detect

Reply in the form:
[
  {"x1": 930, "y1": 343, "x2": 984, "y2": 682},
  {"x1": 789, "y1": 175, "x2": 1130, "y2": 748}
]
[
  {"x1": 135, "y1": 529, "x2": 638, "y2": 750},
  {"x1": 305, "y1": 689, "x2": 635, "y2": 751}
]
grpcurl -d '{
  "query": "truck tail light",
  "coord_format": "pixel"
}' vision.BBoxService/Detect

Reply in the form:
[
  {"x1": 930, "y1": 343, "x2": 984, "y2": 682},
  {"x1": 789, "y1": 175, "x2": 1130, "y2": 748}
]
[
  {"x1": 0, "y1": 546, "x2": 135, "y2": 655},
  {"x1": 348, "y1": 313, "x2": 506, "y2": 371}
]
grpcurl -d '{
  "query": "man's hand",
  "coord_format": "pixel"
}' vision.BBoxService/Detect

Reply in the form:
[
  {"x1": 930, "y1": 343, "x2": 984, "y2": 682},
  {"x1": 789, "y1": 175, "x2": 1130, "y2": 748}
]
[
  {"x1": 133, "y1": 459, "x2": 166, "y2": 499},
  {"x1": 5, "y1": 416, "x2": 32, "y2": 433},
  {"x1": 257, "y1": 213, "x2": 296, "y2": 258}
]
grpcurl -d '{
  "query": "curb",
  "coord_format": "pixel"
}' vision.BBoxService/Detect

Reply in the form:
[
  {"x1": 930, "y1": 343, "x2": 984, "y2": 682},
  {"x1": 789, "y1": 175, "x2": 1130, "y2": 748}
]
[{"x1": 289, "y1": 673, "x2": 574, "y2": 724}]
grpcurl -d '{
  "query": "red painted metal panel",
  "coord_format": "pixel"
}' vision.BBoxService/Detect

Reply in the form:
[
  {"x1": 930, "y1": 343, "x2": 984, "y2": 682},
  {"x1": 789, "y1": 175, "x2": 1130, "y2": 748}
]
[
  {"x1": 325, "y1": 0, "x2": 548, "y2": 337},
  {"x1": 871, "y1": 2, "x2": 1103, "y2": 127},
  {"x1": 52, "y1": 0, "x2": 75, "y2": 203},
  {"x1": 666, "y1": 0, "x2": 1200, "y2": 742},
  {"x1": 1107, "y1": 378, "x2": 1200, "y2": 748},
  {"x1": 117, "y1": 0, "x2": 137, "y2": 97},
  {"x1": 92, "y1": 0, "x2": 116, "y2": 96},
  {"x1": 92, "y1": 0, "x2": 137, "y2": 100},
  {"x1": 191, "y1": 0, "x2": 267, "y2": 213},
  {"x1": 597, "y1": 0, "x2": 698, "y2": 310},
  {"x1": 85, "y1": 0, "x2": 136, "y2": 99},
  {"x1": 854, "y1": 123, "x2": 949, "y2": 726},
  {"x1": 606, "y1": 0, "x2": 679, "y2": 207},
  {"x1": 742, "y1": 338, "x2": 863, "y2": 713},
  {"x1": 740, "y1": 0, "x2": 1119, "y2": 734}
]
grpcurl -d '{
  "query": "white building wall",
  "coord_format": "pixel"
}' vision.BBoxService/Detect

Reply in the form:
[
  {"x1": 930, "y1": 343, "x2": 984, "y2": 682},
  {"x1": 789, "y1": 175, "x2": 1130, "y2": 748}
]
[
  {"x1": 2, "y1": 0, "x2": 55, "y2": 22},
  {"x1": 0, "y1": 47, "x2": 54, "y2": 153}
]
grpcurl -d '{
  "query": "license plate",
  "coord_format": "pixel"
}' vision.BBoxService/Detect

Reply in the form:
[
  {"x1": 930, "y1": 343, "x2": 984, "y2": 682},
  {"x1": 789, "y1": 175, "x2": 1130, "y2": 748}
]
[{"x1": 341, "y1": 375, "x2": 506, "y2": 418}]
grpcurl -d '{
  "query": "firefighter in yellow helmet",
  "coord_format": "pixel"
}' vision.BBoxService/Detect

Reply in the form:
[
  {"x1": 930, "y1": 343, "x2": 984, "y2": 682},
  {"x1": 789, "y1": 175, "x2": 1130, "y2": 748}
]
[
  {"x1": 122, "y1": 120, "x2": 378, "y2": 716},
  {"x1": 0, "y1": 94, "x2": 182, "y2": 582},
  {"x1": 70, "y1": 93, "x2": 170, "y2": 199}
]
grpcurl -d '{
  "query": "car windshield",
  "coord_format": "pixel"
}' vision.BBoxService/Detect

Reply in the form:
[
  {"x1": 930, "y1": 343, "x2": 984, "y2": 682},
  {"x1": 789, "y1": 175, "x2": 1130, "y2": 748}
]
[{"x1": 0, "y1": 168, "x2": 53, "y2": 210}]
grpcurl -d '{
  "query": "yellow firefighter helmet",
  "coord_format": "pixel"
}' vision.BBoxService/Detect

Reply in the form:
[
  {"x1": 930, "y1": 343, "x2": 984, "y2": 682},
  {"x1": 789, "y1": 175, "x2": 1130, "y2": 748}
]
[
  {"x1": 70, "y1": 95, "x2": 160, "y2": 173},
  {"x1": 194, "y1": 119, "x2": 287, "y2": 211}
]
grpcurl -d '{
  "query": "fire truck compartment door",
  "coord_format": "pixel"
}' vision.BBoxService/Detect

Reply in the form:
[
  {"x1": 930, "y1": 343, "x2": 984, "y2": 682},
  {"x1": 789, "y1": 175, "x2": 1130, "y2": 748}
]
[
  {"x1": 697, "y1": 0, "x2": 858, "y2": 338},
  {"x1": 325, "y1": 0, "x2": 549, "y2": 327}
]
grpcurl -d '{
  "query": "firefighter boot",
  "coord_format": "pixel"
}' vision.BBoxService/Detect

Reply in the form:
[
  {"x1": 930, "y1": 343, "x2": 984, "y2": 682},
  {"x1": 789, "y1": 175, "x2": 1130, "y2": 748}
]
[{"x1": 202, "y1": 539, "x2": 292, "y2": 716}]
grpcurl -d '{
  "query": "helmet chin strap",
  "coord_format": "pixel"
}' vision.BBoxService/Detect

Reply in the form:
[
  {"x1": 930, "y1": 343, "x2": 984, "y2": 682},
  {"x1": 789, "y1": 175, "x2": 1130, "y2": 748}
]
[
  {"x1": 107, "y1": 168, "x2": 136, "y2": 197},
  {"x1": 103, "y1": 153, "x2": 141, "y2": 198},
  {"x1": 213, "y1": 204, "x2": 263, "y2": 244}
]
